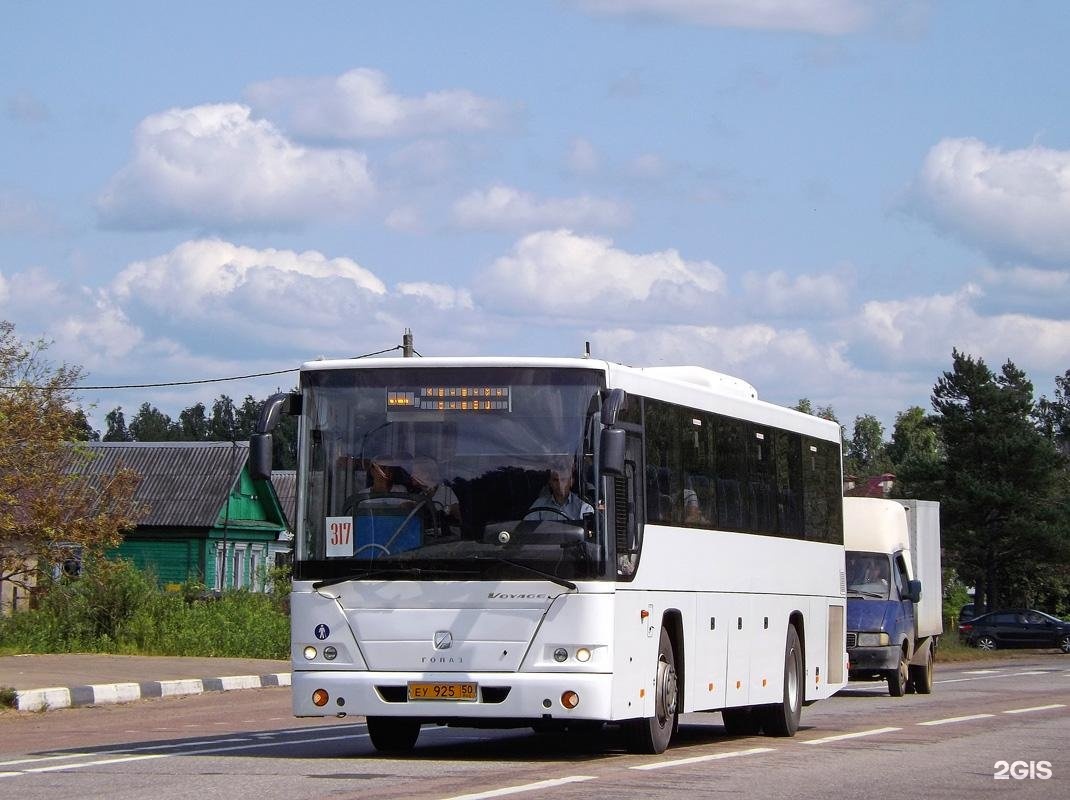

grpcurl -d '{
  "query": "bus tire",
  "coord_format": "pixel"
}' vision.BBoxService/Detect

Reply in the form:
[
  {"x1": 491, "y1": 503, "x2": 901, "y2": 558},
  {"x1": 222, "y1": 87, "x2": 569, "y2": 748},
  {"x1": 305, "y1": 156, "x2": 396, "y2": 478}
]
[
  {"x1": 625, "y1": 626, "x2": 678, "y2": 754},
  {"x1": 756, "y1": 625, "x2": 803, "y2": 737},
  {"x1": 367, "y1": 717, "x2": 421, "y2": 753},
  {"x1": 908, "y1": 647, "x2": 934, "y2": 694}
]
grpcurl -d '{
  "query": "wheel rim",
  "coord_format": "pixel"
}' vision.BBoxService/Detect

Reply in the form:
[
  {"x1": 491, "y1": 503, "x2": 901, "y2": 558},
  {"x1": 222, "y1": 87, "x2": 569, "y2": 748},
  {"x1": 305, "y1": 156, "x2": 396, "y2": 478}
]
[
  {"x1": 899, "y1": 654, "x2": 909, "y2": 686},
  {"x1": 1060, "y1": 636, "x2": 1070, "y2": 654},
  {"x1": 786, "y1": 645, "x2": 800, "y2": 710},
  {"x1": 656, "y1": 655, "x2": 678, "y2": 724},
  {"x1": 978, "y1": 637, "x2": 995, "y2": 651}
]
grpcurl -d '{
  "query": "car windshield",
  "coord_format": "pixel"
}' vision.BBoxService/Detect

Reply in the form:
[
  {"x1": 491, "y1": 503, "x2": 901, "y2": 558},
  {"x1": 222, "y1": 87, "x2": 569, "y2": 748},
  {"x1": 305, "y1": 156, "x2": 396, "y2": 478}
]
[
  {"x1": 845, "y1": 552, "x2": 891, "y2": 599},
  {"x1": 294, "y1": 365, "x2": 607, "y2": 583}
]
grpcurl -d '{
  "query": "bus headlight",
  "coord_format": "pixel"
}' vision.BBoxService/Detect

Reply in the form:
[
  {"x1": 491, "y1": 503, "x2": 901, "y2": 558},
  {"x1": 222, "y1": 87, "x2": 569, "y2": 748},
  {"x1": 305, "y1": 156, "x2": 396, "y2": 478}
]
[
  {"x1": 553, "y1": 648, "x2": 569, "y2": 662},
  {"x1": 303, "y1": 646, "x2": 318, "y2": 660},
  {"x1": 576, "y1": 648, "x2": 592, "y2": 663},
  {"x1": 856, "y1": 632, "x2": 890, "y2": 647}
]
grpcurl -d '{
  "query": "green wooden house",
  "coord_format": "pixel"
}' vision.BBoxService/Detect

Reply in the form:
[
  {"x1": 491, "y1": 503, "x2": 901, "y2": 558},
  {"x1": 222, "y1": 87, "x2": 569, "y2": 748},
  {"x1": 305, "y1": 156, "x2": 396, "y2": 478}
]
[{"x1": 76, "y1": 442, "x2": 291, "y2": 592}]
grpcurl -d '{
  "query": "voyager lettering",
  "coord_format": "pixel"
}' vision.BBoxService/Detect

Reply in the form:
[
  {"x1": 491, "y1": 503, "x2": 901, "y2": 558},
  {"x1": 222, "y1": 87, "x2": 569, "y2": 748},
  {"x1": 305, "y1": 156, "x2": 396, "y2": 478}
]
[{"x1": 487, "y1": 592, "x2": 551, "y2": 599}]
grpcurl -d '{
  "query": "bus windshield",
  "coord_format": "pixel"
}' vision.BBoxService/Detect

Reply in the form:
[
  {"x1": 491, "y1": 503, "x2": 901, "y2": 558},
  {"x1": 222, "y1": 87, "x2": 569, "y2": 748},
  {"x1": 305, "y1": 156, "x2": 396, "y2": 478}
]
[{"x1": 294, "y1": 366, "x2": 606, "y2": 583}]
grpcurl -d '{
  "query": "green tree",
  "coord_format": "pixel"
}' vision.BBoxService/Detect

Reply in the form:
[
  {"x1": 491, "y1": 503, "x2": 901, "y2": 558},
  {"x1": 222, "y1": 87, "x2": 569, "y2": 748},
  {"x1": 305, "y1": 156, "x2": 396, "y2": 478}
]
[
  {"x1": 234, "y1": 395, "x2": 261, "y2": 441},
  {"x1": 208, "y1": 394, "x2": 237, "y2": 440},
  {"x1": 178, "y1": 402, "x2": 208, "y2": 441},
  {"x1": 1037, "y1": 369, "x2": 1070, "y2": 455},
  {"x1": 926, "y1": 350, "x2": 1069, "y2": 613},
  {"x1": 0, "y1": 321, "x2": 141, "y2": 597},
  {"x1": 845, "y1": 414, "x2": 892, "y2": 478},
  {"x1": 102, "y1": 407, "x2": 132, "y2": 442},
  {"x1": 129, "y1": 402, "x2": 179, "y2": 441}
]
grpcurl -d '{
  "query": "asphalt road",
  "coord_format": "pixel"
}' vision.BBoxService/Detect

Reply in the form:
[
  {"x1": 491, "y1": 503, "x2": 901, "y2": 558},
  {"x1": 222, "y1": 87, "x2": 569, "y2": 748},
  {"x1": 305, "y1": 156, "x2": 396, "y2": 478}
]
[{"x1": 1, "y1": 656, "x2": 1067, "y2": 800}]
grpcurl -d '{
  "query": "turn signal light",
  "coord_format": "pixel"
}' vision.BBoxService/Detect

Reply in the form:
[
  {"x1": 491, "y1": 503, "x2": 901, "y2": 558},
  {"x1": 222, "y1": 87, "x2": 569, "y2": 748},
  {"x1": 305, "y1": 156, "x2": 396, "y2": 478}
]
[
  {"x1": 312, "y1": 689, "x2": 329, "y2": 707},
  {"x1": 561, "y1": 691, "x2": 580, "y2": 709}
]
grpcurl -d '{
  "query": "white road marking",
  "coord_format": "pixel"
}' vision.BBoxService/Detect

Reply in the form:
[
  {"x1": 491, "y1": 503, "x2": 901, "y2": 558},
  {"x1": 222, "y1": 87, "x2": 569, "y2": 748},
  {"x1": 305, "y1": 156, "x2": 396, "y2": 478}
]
[
  {"x1": 1002, "y1": 704, "x2": 1066, "y2": 714},
  {"x1": 1008, "y1": 671, "x2": 1048, "y2": 676},
  {"x1": 918, "y1": 714, "x2": 994, "y2": 726},
  {"x1": 802, "y1": 727, "x2": 900, "y2": 745},
  {"x1": 961, "y1": 669, "x2": 1003, "y2": 675},
  {"x1": 24, "y1": 753, "x2": 171, "y2": 773},
  {"x1": 436, "y1": 776, "x2": 597, "y2": 800},
  {"x1": 0, "y1": 733, "x2": 371, "y2": 779},
  {"x1": 630, "y1": 746, "x2": 775, "y2": 770}
]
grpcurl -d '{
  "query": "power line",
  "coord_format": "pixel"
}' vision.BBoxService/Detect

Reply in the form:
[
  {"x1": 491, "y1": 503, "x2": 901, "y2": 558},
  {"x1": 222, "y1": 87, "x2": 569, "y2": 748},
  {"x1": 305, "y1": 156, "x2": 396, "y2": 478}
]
[{"x1": 1, "y1": 345, "x2": 404, "y2": 392}]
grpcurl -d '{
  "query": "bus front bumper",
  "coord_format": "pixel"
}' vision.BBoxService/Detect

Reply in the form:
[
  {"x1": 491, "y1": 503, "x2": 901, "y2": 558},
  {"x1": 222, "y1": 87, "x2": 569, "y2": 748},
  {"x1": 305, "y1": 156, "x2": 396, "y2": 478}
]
[{"x1": 292, "y1": 670, "x2": 614, "y2": 722}]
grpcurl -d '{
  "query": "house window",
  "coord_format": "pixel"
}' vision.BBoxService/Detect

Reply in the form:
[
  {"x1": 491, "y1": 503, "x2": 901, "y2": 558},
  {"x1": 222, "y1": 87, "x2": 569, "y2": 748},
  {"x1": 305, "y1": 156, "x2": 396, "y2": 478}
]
[
  {"x1": 233, "y1": 547, "x2": 246, "y2": 589},
  {"x1": 215, "y1": 544, "x2": 226, "y2": 592},
  {"x1": 250, "y1": 548, "x2": 263, "y2": 592}
]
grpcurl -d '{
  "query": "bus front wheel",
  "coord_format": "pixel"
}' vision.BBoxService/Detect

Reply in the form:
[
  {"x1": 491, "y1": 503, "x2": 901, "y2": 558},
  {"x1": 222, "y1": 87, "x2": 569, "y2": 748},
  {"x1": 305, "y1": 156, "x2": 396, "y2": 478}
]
[
  {"x1": 367, "y1": 717, "x2": 421, "y2": 753},
  {"x1": 625, "y1": 626, "x2": 678, "y2": 754}
]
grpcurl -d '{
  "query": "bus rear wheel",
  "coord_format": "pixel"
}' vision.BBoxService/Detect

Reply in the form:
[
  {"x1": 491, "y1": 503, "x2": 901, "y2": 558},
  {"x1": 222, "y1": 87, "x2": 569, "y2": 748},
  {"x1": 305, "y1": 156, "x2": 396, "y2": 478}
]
[
  {"x1": 366, "y1": 717, "x2": 421, "y2": 753},
  {"x1": 625, "y1": 626, "x2": 678, "y2": 754},
  {"x1": 755, "y1": 625, "x2": 803, "y2": 737}
]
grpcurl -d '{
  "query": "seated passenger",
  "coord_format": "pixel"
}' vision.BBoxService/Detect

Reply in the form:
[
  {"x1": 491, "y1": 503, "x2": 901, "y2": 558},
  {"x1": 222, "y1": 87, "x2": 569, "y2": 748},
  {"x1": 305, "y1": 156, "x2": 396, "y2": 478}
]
[{"x1": 526, "y1": 455, "x2": 594, "y2": 521}]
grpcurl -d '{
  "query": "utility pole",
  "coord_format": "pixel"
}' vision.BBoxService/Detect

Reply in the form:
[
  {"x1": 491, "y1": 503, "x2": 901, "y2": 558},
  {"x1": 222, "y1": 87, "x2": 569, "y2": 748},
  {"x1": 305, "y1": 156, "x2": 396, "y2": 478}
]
[{"x1": 403, "y1": 328, "x2": 414, "y2": 358}]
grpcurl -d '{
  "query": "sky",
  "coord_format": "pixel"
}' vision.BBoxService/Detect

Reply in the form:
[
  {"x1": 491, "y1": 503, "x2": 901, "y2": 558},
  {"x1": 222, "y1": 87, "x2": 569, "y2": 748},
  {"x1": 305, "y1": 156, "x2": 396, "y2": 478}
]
[{"x1": 2, "y1": 1, "x2": 1069, "y2": 437}]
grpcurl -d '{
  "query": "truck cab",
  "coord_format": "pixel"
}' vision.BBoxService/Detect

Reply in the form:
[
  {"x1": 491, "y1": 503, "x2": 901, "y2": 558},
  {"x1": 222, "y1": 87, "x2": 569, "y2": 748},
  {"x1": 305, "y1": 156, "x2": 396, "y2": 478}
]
[{"x1": 844, "y1": 498, "x2": 940, "y2": 697}]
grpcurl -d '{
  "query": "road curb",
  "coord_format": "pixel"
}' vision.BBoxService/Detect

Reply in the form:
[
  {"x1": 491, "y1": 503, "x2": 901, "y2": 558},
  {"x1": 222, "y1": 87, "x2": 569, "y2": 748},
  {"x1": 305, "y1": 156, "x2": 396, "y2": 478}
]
[{"x1": 14, "y1": 672, "x2": 292, "y2": 712}]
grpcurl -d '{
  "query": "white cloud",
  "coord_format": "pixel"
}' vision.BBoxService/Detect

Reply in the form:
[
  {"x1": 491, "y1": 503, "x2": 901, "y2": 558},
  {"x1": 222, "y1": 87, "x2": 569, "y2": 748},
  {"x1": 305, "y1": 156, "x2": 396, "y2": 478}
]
[
  {"x1": 589, "y1": 323, "x2": 854, "y2": 404},
  {"x1": 911, "y1": 137, "x2": 1070, "y2": 264},
  {"x1": 111, "y1": 239, "x2": 386, "y2": 318},
  {"x1": 453, "y1": 185, "x2": 630, "y2": 231},
  {"x1": 741, "y1": 269, "x2": 851, "y2": 317},
  {"x1": 474, "y1": 229, "x2": 725, "y2": 318},
  {"x1": 396, "y1": 282, "x2": 474, "y2": 311},
  {"x1": 575, "y1": 0, "x2": 875, "y2": 35},
  {"x1": 96, "y1": 104, "x2": 374, "y2": 230},
  {"x1": 245, "y1": 68, "x2": 508, "y2": 141},
  {"x1": 854, "y1": 285, "x2": 1070, "y2": 373}
]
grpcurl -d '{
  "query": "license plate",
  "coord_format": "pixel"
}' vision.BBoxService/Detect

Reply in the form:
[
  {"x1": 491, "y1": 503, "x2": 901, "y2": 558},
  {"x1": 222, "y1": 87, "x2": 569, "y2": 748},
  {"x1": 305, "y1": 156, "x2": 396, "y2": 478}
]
[{"x1": 407, "y1": 682, "x2": 478, "y2": 701}]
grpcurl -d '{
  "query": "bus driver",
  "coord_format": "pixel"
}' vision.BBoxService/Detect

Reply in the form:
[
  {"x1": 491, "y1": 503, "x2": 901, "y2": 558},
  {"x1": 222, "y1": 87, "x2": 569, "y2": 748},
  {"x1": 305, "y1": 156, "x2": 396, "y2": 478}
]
[{"x1": 526, "y1": 455, "x2": 594, "y2": 521}]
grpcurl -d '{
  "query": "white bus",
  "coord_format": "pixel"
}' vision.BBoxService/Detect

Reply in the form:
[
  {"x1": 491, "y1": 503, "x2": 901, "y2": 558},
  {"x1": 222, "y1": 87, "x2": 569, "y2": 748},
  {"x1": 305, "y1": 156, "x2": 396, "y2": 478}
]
[{"x1": 252, "y1": 357, "x2": 847, "y2": 754}]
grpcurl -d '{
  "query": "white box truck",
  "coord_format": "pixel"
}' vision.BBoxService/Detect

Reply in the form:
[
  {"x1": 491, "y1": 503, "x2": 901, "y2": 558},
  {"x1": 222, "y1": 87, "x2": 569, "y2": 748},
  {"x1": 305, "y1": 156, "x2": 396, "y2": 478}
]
[{"x1": 844, "y1": 498, "x2": 942, "y2": 696}]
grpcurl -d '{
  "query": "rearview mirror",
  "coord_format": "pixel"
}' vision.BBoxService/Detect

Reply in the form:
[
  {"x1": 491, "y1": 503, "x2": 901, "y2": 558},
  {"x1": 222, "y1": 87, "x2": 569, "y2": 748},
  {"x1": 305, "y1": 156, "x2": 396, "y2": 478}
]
[
  {"x1": 600, "y1": 427, "x2": 625, "y2": 476},
  {"x1": 906, "y1": 579, "x2": 922, "y2": 604}
]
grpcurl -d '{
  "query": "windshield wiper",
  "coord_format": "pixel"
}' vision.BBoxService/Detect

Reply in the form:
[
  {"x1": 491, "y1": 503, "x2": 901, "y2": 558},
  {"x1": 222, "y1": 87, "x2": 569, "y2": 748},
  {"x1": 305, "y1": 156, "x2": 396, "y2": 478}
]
[
  {"x1": 473, "y1": 556, "x2": 577, "y2": 592},
  {"x1": 847, "y1": 589, "x2": 886, "y2": 599},
  {"x1": 313, "y1": 566, "x2": 459, "y2": 590}
]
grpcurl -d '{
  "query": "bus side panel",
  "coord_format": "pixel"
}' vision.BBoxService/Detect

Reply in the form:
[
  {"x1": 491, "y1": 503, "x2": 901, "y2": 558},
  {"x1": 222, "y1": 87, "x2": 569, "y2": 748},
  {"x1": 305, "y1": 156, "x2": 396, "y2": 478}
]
[
  {"x1": 723, "y1": 594, "x2": 752, "y2": 708},
  {"x1": 747, "y1": 596, "x2": 797, "y2": 706},
  {"x1": 610, "y1": 589, "x2": 695, "y2": 721},
  {"x1": 690, "y1": 593, "x2": 730, "y2": 712}
]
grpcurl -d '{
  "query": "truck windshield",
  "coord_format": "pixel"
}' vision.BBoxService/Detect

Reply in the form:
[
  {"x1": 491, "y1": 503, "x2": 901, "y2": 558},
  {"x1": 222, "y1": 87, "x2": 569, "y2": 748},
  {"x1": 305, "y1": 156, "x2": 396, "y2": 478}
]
[
  {"x1": 294, "y1": 366, "x2": 607, "y2": 583},
  {"x1": 846, "y1": 552, "x2": 891, "y2": 599}
]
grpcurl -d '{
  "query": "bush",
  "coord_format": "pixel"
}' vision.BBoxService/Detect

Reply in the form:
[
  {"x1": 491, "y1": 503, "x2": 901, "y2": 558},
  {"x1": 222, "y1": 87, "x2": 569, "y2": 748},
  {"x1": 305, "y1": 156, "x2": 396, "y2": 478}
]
[{"x1": 0, "y1": 559, "x2": 289, "y2": 659}]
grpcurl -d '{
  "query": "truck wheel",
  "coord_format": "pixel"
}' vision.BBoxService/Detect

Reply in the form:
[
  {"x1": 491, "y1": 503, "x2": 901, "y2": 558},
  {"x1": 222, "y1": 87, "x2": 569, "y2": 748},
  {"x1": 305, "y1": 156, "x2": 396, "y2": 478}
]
[
  {"x1": 887, "y1": 648, "x2": 909, "y2": 697},
  {"x1": 625, "y1": 626, "x2": 678, "y2": 754},
  {"x1": 756, "y1": 626, "x2": 803, "y2": 736},
  {"x1": 976, "y1": 635, "x2": 997, "y2": 651},
  {"x1": 908, "y1": 648, "x2": 934, "y2": 694},
  {"x1": 367, "y1": 717, "x2": 421, "y2": 752}
]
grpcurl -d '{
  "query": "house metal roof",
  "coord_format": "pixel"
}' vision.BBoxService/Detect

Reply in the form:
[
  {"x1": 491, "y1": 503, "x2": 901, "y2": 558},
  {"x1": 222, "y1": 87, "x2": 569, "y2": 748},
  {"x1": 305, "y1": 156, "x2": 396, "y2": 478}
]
[
  {"x1": 270, "y1": 470, "x2": 296, "y2": 529},
  {"x1": 66, "y1": 441, "x2": 251, "y2": 528}
]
